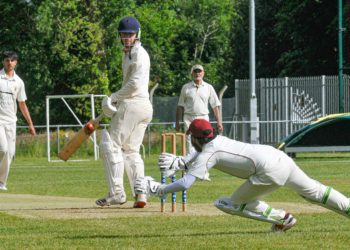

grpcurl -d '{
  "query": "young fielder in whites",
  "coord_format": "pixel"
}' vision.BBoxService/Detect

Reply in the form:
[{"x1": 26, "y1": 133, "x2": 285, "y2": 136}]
[
  {"x1": 0, "y1": 51, "x2": 36, "y2": 191},
  {"x1": 135, "y1": 119, "x2": 350, "y2": 232},
  {"x1": 96, "y1": 16, "x2": 153, "y2": 208}
]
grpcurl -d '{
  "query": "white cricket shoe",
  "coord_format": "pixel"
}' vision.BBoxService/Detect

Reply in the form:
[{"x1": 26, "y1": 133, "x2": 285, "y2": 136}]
[
  {"x1": 95, "y1": 192, "x2": 127, "y2": 207},
  {"x1": 271, "y1": 213, "x2": 297, "y2": 232},
  {"x1": 133, "y1": 194, "x2": 147, "y2": 208},
  {"x1": 0, "y1": 182, "x2": 7, "y2": 191}
]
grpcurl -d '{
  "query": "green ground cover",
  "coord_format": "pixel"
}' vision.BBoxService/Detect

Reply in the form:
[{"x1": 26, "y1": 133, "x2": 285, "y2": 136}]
[{"x1": 0, "y1": 155, "x2": 349, "y2": 249}]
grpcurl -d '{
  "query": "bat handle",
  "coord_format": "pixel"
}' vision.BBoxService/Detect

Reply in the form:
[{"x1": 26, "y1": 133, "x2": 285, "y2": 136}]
[{"x1": 95, "y1": 113, "x2": 104, "y2": 122}]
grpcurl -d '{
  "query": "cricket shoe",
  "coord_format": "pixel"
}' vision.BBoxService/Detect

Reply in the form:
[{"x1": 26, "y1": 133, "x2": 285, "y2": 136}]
[
  {"x1": 95, "y1": 192, "x2": 127, "y2": 207},
  {"x1": 133, "y1": 194, "x2": 147, "y2": 208},
  {"x1": 271, "y1": 213, "x2": 297, "y2": 232},
  {"x1": 0, "y1": 182, "x2": 7, "y2": 191}
]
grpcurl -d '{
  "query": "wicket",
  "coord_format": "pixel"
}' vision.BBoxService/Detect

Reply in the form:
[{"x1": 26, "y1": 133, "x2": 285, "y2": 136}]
[{"x1": 160, "y1": 132, "x2": 187, "y2": 212}]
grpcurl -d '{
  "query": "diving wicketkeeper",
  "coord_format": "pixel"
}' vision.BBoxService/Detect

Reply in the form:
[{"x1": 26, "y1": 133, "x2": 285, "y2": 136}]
[{"x1": 135, "y1": 119, "x2": 350, "y2": 232}]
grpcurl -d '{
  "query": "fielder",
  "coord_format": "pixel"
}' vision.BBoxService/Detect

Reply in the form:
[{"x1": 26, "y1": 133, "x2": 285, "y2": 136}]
[
  {"x1": 175, "y1": 64, "x2": 223, "y2": 155},
  {"x1": 96, "y1": 16, "x2": 153, "y2": 208},
  {"x1": 0, "y1": 51, "x2": 36, "y2": 191},
  {"x1": 135, "y1": 119, "x2": 350, "y2": 232}
]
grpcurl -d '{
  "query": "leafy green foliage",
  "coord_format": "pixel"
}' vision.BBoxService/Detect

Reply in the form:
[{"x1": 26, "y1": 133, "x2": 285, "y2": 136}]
[
  {"x1": 35, "y1": 0, "x2": 109, "y2": 94},
  {"x1": 274, "y1": 0, "x2": 338, "y2": 76},
  {"x1": 1, "y1": 0, "x2": 349, "y2": 124}
]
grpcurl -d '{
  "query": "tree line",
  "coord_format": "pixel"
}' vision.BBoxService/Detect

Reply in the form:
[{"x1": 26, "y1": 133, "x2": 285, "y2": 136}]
[{"x1": 0, "y1": 0, "x2": 348, "y2": 125}]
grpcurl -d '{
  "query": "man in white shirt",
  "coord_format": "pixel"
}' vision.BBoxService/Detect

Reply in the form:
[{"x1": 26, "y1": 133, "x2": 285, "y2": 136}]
[
  {"x1": 176, "y1": 65, "x2": 223, "y2": 154},
  {"x1": 96, "y1": 17, "x2": 153, "y2": 208},
  {"x1": 135, "y1": 119, "x2": 350, "y2": 232},
  {"x1": 0, "y1": 51, "x2": 36, "y2": 190}
]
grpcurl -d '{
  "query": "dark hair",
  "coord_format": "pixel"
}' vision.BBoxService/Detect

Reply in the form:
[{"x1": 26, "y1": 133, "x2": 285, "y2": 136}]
[
  {"x1": 197, "y1": 132, "x2": 217, "y2": 144},
  {"x1": 3, "y1": 51, "x2": 18, "y2": 60}
]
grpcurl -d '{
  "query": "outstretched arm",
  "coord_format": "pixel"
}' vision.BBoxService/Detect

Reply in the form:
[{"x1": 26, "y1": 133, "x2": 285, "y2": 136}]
[
  {"x1": 163, "y1": 174, "x2": 196, "y2": 194},
  {"x1": 134, "y1": 174, "x2": 197, "y2": 197}
]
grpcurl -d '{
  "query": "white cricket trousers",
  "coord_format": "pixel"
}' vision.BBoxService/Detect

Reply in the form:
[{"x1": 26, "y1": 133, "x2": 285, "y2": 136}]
[
  {"x1": 230, "y1": 154, "x2": 350, "y2": 217},
  {"x1": 0, "y1": 123, "x2": 16, "y2": 185},
  {"x1": 109, "y1": 99, "x2": 153, "y2": 195},
  {"x1": 183, "y1": 114, "x2": 209, "y2": 155}
]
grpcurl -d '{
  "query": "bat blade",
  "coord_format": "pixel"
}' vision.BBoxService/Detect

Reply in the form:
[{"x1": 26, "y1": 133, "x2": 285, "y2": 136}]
[{"x1": 58, "y1": 114, "x2": 103, "y2": 161}]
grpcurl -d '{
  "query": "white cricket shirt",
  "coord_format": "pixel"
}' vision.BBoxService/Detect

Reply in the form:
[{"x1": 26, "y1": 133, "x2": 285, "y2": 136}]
[
  {"x1": 0, "y1": 69, "x2": 27, "y2": 124},
  {"x1": 187, "y1": 135, "x2": 292, "y2": 186},
  {"x1": 177, "y1": 81, "x2": 221, "y2": 116},
  {"x1": 112, "y1": 41, "x2": 150, "y2": 102}
]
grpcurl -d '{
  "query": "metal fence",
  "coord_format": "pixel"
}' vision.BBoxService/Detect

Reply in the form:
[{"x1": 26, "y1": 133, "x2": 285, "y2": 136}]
[
  {"x1": 234, "y1": 75, "x2": 350, "y2": 145},
  {"x1": 152, "y1": 96, "x2": 235, "y2": 123},
  {"x1": 43, "y1": 75, "x2": 350, "y2": 160}
]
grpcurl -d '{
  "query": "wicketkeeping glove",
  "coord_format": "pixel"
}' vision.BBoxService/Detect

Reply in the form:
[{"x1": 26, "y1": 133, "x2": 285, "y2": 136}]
[
  {"x1": 158, "y1": 153, "x2": 186, "y2": 177},
  {"x1": 134, "y1": 176, "x2": 166, "y2": 197}
]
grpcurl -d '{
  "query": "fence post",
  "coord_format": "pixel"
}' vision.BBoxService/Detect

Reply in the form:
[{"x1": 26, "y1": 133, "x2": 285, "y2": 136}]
[
  {"x1": 322, "y1": 75, "x2": 326, "y2": 116},
  {"x1": 46, "y1": 96, "x2": 51, "y2": 162},
  {"x1": 218, "y1": 85, "x2": 228, "y2": 134},
  {"x1": 285, "y1": 77, "x2": 289, "y2": 136}
]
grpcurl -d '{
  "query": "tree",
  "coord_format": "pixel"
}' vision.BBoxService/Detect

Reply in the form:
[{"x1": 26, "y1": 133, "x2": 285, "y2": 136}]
[
  {"x1": 8, "y1": 0, "x2": 346, "y2": 125},
  {"x1": 0, "y1": 0, "x2": 52, "y2": 124},
  {"x1": 33, "y1": 0, "x2": 110, "y2": 123},
  {"x1": 274, "y1": 0, "x2": 338, "y2": 76},
  {"x1": 163, "y1": 0, "x2": 236, "y2": 95}
]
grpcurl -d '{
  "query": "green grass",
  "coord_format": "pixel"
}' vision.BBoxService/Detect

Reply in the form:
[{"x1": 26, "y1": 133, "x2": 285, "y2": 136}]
[
  {"x1": 1, "y1": 213, "x2": 349, "y2": 249},
  {"x1": 1, "y1": 155, "x2": 350, "y2": 249}
]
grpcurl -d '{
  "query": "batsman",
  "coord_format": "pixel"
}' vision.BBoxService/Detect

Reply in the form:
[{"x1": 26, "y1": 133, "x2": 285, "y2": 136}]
[
  {"x1": 135, "y1": 119, "x2": 350, "y2": 232},
  {"x1": 96, "y1": 16, "x2": 153, "y2": 208}
]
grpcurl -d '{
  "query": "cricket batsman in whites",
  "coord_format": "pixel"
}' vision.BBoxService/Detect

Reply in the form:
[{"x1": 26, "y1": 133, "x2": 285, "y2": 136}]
[
  {"x1": 135, "y1": 119, "x2": 350, "y2": 232},
  {"x1": 96, "y1": 16, "x2": 153, "y2": 208}
]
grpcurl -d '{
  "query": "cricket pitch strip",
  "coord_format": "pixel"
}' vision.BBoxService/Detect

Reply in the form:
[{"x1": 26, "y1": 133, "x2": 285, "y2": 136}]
[{"x1": 0, "y1": 193, "x2": 328, "y2": 220}]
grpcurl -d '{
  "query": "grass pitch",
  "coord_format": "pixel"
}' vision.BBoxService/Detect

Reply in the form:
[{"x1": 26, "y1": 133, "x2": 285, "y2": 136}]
[{"x1": 0, "y1": 155, "x2": 350, "y2": 249}]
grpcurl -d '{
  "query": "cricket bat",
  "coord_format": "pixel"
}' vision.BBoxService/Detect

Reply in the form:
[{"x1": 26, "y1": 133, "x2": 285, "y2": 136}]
[{"x1": 58, "y1": 114, "x2": 104, "y2": 161}]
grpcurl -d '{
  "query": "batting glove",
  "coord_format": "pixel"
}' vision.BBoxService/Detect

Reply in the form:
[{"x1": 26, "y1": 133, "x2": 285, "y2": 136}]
[
  {"x1": 101, "y1": 96, "x2": 117, "y2": 118},
  {"x1": 158, "y1": 153, "x2": 187, "y2": 177},
  {"x1": 134, "y1": 176, "x2": 166, "y2": 197}
]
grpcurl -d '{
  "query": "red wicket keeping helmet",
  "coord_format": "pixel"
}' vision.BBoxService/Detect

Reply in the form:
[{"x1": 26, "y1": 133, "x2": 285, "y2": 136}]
[{"x1": 186, "y1": 119, "x2": 214, "y2": 139}]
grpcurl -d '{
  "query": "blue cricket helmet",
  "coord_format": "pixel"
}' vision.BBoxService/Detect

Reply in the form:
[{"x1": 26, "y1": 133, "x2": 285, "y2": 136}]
[{"x1": 118, "y1": 16, "x2": 140, "y2": 33}]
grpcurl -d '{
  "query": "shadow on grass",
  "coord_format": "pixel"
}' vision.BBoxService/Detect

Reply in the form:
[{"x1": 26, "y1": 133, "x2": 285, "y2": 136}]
[{"x1": 62, "y1": 229, "x2": 303, "y2": 240}]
